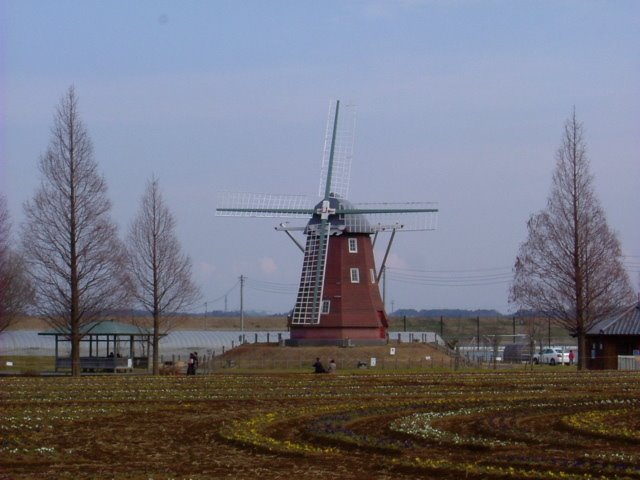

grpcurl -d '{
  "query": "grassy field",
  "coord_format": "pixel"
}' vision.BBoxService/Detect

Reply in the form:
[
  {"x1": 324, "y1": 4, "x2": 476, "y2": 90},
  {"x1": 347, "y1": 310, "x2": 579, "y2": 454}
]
[
  {"x1": 2, "y1": 369, "x2": 640, "y2": 479},
  {"x1": 209, "y1": 343, "x2": 457, "y2": 372},
  {"x1": 0, "y1": 356, "x2": 55, "y2": 375},
  {"x1": 0, "y1": 343, "x2": 463, "y2": 375}
]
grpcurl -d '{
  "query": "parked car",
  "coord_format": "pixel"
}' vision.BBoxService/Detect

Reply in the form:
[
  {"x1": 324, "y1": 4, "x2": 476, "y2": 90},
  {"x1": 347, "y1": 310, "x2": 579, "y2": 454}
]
[
  {"x1": 502, "y1": 343, "x2": 535, "y2": 363},
  {"x1": 533, "y1": 348, "x2": 569, "y2": 365}
]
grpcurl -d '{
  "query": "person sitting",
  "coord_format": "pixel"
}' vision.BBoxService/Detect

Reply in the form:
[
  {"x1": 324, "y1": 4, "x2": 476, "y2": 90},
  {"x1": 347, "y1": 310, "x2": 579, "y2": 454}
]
[
  {"x1": 312, "y1": 357, "x2": 326, "y2": 373},
  {"x1": 327, "y1": 359, "x2": 337, "y2": 373}
]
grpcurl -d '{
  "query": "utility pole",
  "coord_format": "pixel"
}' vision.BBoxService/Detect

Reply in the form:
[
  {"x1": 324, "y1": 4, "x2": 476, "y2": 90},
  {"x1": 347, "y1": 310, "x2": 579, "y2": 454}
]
[
  {"x1": 240, "y1": 275, "x2": 245, "y2": 337},
  {"x1": 382, "y1": 265, "x2": 386, "y2": 310}
]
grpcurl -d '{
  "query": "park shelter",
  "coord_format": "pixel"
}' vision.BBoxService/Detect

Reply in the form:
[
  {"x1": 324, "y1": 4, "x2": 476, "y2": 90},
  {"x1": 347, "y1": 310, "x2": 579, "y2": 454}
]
[
  {"x1": 586, "y1": 301, "x2": 640, "y2": 370},
  {"x1": 38, "y1": 320, "x2": 153, "y2": 372}
]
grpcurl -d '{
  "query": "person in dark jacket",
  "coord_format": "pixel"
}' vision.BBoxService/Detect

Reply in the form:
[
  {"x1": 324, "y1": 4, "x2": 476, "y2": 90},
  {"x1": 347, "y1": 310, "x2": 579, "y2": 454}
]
[
  {"x1": 313, "y1": 357, "x2": 326, "y2": 373},
  {"x1": 187, "y1": 353, "x2": 195, "y2": 375}
]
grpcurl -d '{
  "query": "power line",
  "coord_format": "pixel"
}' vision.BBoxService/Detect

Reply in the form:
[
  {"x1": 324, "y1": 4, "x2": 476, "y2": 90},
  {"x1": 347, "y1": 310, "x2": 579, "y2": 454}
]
[
  {"x1": 385, "y1": 266, "x2": 512, "y2": 287},
  {"x1": 204, "y1": 279, "x2": 240, "y2": 306},
  {"x1": 623, "y1": 260, "x2": 640, "y2": 272},
  {"x1": 391, "y1": 266, "x2": 513, "y2": 273},
  {"x1": 243, "y1": 277, "x2": 298, "y2": 295}
]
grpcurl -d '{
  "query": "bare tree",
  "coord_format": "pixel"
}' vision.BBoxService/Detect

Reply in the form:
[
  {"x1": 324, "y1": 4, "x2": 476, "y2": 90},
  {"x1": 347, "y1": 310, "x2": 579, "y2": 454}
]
[
  {"x1": 0, "y1": 195, "x2": 33, "y2": 332},
  {"x1": 519, "y1": 315, "x2": 546, "y2": 363},
  {"x1": 510, "y1": 111, "x2": 634, "y2": 369},
  {"x1": 22, "y1": 86, "x2": 129, "y2": 376},
  {"x1": 127, "y1": 177, "x2": 200, "y2": 374}
]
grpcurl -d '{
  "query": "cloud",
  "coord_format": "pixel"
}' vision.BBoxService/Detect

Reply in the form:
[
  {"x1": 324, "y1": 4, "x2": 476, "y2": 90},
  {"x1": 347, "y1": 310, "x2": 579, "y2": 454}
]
[
  {"x1": 385, "y1": 252, "x2": 409, "y2": 270},
  {"x1": 260, "y1": 257, "x2": 278, "y2": 275},
  {"x1": 196, "y1": 261, "x2": 216, "y2": 279}
]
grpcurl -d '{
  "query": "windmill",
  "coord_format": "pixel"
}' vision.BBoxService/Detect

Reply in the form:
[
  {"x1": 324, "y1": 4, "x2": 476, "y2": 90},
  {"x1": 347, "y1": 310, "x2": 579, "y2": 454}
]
[{"x1": 217, "y1": 100, "x2": 438, "y2": 345}]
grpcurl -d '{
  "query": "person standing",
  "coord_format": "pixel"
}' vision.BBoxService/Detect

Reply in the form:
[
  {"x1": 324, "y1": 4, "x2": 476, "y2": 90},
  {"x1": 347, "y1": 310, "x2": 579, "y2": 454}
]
[
  {"x1": 187, "y1": 352, "x2": 195, "y2": 375},
  {"x1": 568, "y1": 350, "x2": 575, "y2": 366}
]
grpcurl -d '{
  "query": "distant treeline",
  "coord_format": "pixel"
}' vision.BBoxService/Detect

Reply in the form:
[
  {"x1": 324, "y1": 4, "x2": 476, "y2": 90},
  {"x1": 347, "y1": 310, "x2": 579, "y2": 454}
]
[
  {"x1": 208, "y1": 309, "x2": 516, "y2": 318},
  {"x1": 204, "y1": 310, "x2": 286, "y2": 318},
  {"x1": 392, "y1": 309, "x2": 504, "y2": 318},
  {"x1": 116, "y1": 308, "x2": 530, "y2": 319},
  {"x1": 111, "y1": 309, "x2": 287, "y2": 318}
]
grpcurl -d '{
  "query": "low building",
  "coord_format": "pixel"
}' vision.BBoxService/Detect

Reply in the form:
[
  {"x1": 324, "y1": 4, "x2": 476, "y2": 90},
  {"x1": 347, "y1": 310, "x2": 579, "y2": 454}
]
[
  {"x1": 586, "y1": 301, "x2": 640, "y2": 370},
  {"x1": 39, "y1": 319, "x2": 153, "y2": 373}
]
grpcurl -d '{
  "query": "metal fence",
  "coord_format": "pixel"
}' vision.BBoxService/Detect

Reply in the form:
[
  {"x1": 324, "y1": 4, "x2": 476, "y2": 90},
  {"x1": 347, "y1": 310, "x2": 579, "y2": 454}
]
[
  {"x1": 1, "y1": 329, "x2": 446, "y2": 357},
  {"x1": 618, "y1": 356, "x2": 640, "y2": 371},
  {"x1": 161, "y1": 351, "x2": 463, "y2": 374}
]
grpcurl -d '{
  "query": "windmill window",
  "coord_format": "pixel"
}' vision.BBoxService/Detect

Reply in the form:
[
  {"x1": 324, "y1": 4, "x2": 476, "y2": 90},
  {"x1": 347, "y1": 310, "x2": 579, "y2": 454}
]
[
  {"x1": 370, "y1": 268, "x2": 376, "y2": 283},
  {"x1": 350, "y1": 268, "x2": 360, "y2": 283},
  {"x1": 348, "y1": 238, "x2": 358, "y2": 253},
  {"x1": 321, "y1": 300, "x2": 330, "y2": 314}
]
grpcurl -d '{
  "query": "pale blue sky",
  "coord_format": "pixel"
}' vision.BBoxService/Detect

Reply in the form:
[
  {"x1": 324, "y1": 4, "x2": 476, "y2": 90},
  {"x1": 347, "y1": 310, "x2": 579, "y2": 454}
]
[{"x1": 1, "y1": 1, "x2": 639, "y2": 314}]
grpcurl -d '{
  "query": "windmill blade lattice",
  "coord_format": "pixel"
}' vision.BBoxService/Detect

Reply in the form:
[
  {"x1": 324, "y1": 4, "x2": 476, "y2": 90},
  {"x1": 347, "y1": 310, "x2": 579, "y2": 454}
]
[
  {"x1": 319, "y1": 101, "x2": 356, "y2": 200},
  {"x1": 350, "y1": 202, "x2": 439, "y2": 232},
  {"x1": 216, "y1": 192, "x2": 314, "y2": 218}
]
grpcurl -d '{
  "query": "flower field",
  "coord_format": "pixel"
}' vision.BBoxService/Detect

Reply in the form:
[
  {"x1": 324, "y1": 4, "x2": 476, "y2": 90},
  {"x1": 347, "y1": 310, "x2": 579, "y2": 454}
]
[{"x1": 2, "y1": 370, "x2": 640, "y2": 479}]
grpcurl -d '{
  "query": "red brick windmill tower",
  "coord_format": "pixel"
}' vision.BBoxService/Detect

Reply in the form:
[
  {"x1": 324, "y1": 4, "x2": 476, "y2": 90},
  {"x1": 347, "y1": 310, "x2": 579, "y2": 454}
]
[{"x1": 217, "y1": 101, "x2": 438, "y2": 345}]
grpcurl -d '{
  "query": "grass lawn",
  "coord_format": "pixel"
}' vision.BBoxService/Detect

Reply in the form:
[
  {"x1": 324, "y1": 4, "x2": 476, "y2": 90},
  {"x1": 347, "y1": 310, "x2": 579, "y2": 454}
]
[{"x1": 0, "y1": 356, "x2": 55, "y2": 375}]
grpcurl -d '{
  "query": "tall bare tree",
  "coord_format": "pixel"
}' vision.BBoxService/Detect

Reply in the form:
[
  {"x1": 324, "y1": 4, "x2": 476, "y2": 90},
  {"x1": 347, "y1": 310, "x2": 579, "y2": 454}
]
[
  {"x1": 22, "y1": 86, "x2": 128, "y2": 376},
  {"x1": 510, "y1": 111, "x2": 634, "y2": 369},
  {"x1": 127, "y1": 177, "x2": 200, "y2": 374},
  {"x1": 0, "y1": 195, "x2": 33, "y2": 332}
]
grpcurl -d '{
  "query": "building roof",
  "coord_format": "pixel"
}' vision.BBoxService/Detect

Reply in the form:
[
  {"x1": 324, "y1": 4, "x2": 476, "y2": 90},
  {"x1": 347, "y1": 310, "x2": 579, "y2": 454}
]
[
  {"x1": 587, "y1": 304, "x2": 640, "y2": 336},
  {"x1": 38, "y1": 320, "x2": 151, "y2": 336}
]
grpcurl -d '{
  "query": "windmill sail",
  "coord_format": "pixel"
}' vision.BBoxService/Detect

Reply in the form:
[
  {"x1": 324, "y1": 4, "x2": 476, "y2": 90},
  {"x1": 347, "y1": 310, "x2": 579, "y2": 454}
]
[
  {"x1": 216, "y1": 192, "x2": 313, "y2": 217},
  {"x1": 319, "y1": 101, "x2": 355, "y2": 200},
  {"x1": 346, "y1": 202, "x2": 439, "y2": 231}
]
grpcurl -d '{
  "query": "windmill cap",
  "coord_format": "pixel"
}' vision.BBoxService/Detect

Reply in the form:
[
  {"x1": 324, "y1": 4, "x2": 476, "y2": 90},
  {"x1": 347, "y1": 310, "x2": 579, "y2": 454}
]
[{"x1": 305, "y1": 196, "x2": 372, "y2": 234}]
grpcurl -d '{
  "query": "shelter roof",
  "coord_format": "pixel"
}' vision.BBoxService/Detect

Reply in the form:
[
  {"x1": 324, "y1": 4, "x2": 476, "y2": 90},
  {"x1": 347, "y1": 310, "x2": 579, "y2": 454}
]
[
  {"x1": 38, "y1": 320, "x2": 151, "y2": 336},
  {"x1": 587, "y1": 304, "x2": 640, "y2": 336}
]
